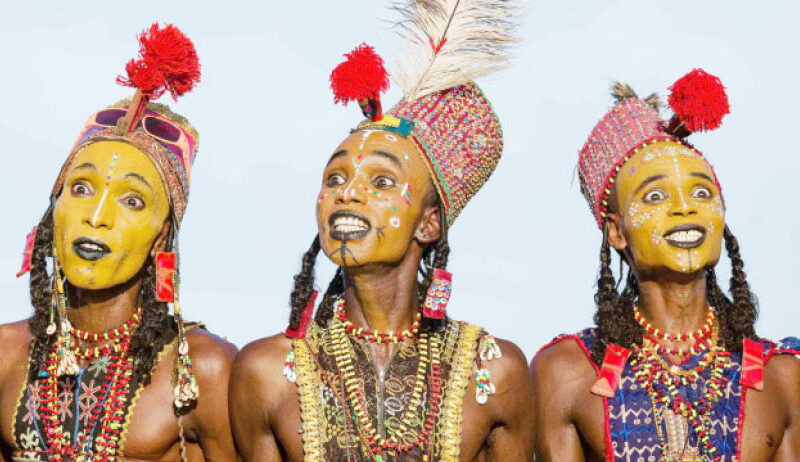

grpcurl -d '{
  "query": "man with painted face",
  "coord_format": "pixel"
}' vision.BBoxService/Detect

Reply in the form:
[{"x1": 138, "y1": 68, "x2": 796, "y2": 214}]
[
  {"x1": 531, "y1": 70, "x2": 800, "y2": 461},
  {"x1": 229, "y1": 2, "x2": 533, "y2": 460},
  {"x1": 0, "y1": 24, "x2": 236, "y2": 461}
]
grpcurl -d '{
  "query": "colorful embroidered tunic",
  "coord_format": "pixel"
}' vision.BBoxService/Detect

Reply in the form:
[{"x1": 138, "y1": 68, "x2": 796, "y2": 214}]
[
  {"x1": 538, "y1": 329, "x2": 800, "y2": 462},
  {"x1": 11, "y1": 320, "x2": 193, "y2": 462},
  {"x1": 292, "y1": 317, "x2": 487, "y2": 461}
]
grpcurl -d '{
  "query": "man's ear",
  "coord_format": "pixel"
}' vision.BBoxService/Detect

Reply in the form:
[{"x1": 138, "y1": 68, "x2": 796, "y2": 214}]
[
  {"x1": 414, "y1": 205, "x2": 441, "y2": 245},
  {"x1": 150, "y1": 219, "x2": 172, "y2": 257},
  {"x1": 606, "y1": 213, "x2": 628, "y2": 251}
]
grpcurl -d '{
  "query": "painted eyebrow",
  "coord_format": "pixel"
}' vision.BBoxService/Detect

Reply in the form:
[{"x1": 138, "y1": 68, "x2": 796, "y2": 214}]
[
  {"x1": 71, "y1": 162, "x2": 97, "y2": 171},
  {"x1": 124, "y1": 173, "x2": 153, "y2": 191},
  {"x1": 633, "y1": 174, "x2": 668, "y2": 195},
  {"x1": 326, "y1": 150, "x2": 347, "y2": 167},
  {"x1": 370, "y1": 150, "x2": 402, "y2": 167},
  {"x1": 690, "y1": 172, "x2": 715, "y2": 183}
]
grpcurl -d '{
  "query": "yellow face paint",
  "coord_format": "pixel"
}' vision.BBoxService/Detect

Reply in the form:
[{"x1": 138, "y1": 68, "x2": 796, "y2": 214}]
[
  {"x1": 614, "y1": 141, "x2": 725, "y2": 274},
  {"x1": 317, "y1": 130, "x2": 434, "y2": 267},
  {"x1": 53, "y1": 141, "x2": 170, "y2": 289}
]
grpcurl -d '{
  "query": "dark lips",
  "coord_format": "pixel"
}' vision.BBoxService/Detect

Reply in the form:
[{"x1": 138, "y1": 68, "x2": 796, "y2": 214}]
[
  {"x1": 663, "y1": 224, "x2": 707, "y2": 249},
  {"x1": 72, "y1": 237, "x2": 112, "y2": 261},
  {"x1": 328, "y1": 210, "x2": 372, "y2": 241}
]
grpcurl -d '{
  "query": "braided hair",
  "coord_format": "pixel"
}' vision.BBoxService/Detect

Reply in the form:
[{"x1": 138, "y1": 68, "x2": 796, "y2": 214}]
[
  {"x1": 590, "y1": 223, "x2": 758, "y2": 365},
  {"x1": 287, "y1": 183, "x2": 449, "y2": 332},
  {"x1": 27, "y1": 205, "x2": 173, "y2": 385}
]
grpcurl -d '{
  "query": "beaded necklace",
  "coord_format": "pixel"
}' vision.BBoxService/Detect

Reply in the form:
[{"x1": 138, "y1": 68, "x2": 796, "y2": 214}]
[
  {"x1": 334, "y1": 299, "x2": 422, "y2": 344},
  {"x1": 634, "y1": 304, "x2": 715, "y2": 343},
  {"x1": 67, "y1": 308, "x2": 142, "y2": 361},
  {"x1": 631, "y1": 316, "x2": 730, "y2": 461},
  {"x1": 329, "y1": 303, "x2": 443, "y2": 460},
  {"x1": 36, "y1": 312, "x2": 139, "y2": 461}
]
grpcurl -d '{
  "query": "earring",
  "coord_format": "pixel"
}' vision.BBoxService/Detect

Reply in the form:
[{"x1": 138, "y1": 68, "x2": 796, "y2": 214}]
[
  {"x1": 155, "y1": 252, "x2": 176, "y2": 302},
  {"x1": 423, "y1": 268, "x2": 452, "y2": 320}
]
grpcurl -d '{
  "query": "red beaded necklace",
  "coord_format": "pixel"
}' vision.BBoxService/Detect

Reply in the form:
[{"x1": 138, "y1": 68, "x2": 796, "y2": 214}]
[
  {"x1": 37, "y1": 312, "x2": 139, "y2": 461},
  {"x1": 634, "y1": 305, "x2": 715, "y2": 343},
  {"x1": 334, "y1": 299, "x2": 422, "y2": 344}
]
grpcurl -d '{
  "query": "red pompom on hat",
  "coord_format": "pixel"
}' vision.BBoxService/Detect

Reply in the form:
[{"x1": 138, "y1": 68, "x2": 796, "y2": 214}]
[
  {"x1": 117, "y1": 22, "x2": 201, "y2": 101},
  {"x1": 667, "y1": 68, "x2": 729, "y2": 134},
  {"x1": 330, "y1": 43, "x2": 389, "y2": 121}
]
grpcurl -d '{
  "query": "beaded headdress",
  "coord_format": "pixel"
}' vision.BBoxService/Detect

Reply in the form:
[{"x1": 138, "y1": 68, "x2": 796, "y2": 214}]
[
  {"x1": 19, "y1": 23, "x2": 202, "y2": 411},
  {"x1": 578, "y1": 69, "x2": 730, "y2": 228},
  {"x1": 329, "y1": 0, "x2": 518, "y2": 226}
]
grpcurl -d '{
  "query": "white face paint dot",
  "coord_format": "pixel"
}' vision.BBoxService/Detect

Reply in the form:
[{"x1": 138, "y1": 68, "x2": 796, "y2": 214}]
[
  {"x1": 390, "y1": 217, "x2": 401, "y2": 228},
  {"x1": 385, "y1": 134, "x2": 397, "y2": 142}
]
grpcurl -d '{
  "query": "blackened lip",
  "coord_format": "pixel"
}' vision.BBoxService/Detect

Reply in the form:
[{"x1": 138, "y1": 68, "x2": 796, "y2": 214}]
[
  {"x1": 663, "y1": 224, "x2": 707, "y2": 249},
  {"x1": 72, "y1": 237, "x2": 112, "y2": 261},
  {"x1": 328, "y1": 210, "x2": 372, "y2": 241}
]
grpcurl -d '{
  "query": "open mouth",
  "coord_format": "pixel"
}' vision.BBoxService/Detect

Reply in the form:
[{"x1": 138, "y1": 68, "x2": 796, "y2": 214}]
[
  {"x1": 72, "y1": 237, "x2": 112, "y2": 261},
  {"x1": 663, "y1": 224, "x2": 706, "y2": 249},
  {"x1": 329, "y1": 210, "x2": 371, "y2": 241}
]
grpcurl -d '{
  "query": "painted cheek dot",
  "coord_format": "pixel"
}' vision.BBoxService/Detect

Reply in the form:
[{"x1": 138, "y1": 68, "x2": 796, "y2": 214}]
[
  {"x1": 385, "y1": 134, "x2": 397, "y2": 142},
  {"x1": 390, "y1": 217, "x2": 400, "y2": 228}
]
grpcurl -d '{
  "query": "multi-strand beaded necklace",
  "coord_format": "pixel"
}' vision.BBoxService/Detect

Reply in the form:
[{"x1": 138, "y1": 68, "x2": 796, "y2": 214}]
[
  {"x1": 330, "y1": 300, "x2": 442, "y2": 461},
  {"x1": 37, "y1": 310, "x2": 140, "y2": 461},
  {"x1": 630, "y1": 306, "x2": 730, "y2": 462},
  {"x1": 335, "y1": 299, "x2": 422, "y2": 344}
]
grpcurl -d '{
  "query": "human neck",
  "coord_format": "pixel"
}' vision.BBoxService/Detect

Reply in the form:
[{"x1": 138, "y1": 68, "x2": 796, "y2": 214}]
[
  {"x1": 636, "y1": 270, "x2": 709, "y2": 337},
  {"x1": 342, "y1": 247, "x2": 422, "y2": 334},
  {"x1": 65, "y1": 275, "x2": 142, "y2": 333}
]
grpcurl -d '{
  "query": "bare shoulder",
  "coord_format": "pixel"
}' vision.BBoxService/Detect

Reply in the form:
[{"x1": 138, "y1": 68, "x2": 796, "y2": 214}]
[
  {"x1": 231, "y1": 333, "x2": 294, "y2": 392},
  {"x1": 764, "y1": 349, "x2": 800, "y2": 401},
  {"x1": 530, "y1": 336, "x2": 596, "y2": 394},
  {"x1": 488, "y1": 338, "x2": 530, "y2": 385},
  {"x1": 185, "y1": 327, "x2": 238, "y2": 377},
  {"x1": 0, "y1": 320, "x2": 33, "y2": 369}
]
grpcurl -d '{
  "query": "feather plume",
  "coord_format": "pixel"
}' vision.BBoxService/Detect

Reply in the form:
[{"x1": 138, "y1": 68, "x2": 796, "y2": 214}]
[{"x1": 390, "y1": 0, "x2": 519, "y2": 101}]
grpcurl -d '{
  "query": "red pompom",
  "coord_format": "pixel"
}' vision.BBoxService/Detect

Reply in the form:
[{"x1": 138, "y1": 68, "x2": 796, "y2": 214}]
[
  {"x1": 330, "y1": 43, "x2": 389, "y2": 105},
  {"x1": 117, "y1": 23, "x2": 201, "y2": 101},
  {"x1": 668, "y1": 68, "x2": 729, "y2": 133}
]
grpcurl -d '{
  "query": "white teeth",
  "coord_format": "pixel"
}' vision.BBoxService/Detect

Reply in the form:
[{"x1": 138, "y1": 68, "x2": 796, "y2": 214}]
[
  {"x1": 664, "y1": 230, "x2": 703, "y2": 243},
  {"x1": 79, "y1": 243, "x2": 104, "y2": 251},
  {"x1": 332, "y1": 215, "x2": 369, "y2": 233}
]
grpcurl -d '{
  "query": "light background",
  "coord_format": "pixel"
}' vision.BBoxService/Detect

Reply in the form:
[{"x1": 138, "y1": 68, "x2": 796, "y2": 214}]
[{"x1": 1, "y1": 1, "x2": 798, "y2": 359}]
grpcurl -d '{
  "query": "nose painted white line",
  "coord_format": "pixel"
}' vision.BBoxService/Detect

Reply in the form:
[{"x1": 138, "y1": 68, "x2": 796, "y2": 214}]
[{"x1": 91, "y1": 189, "x2": 109, "y2": 227}]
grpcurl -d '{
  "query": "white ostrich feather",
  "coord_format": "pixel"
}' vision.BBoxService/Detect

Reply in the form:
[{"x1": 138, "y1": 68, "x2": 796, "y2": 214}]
[{"x1": 390, "y1": 0, "x2": 520, "y2": 102}]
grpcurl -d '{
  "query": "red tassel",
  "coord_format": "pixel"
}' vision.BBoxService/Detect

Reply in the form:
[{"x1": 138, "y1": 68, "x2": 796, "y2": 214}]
[
  {"x1": 286, "y1": 291, "x2": 318, "y2": 339},
  {"x1": 155, "y1": 252, "x2": 176, "y2": 303},
  {"x1": 330, "y1": 43, "x2": 389, "y2": 120},
  {"x1": 116, "y1": 23, "x2": 201, "y2": 102},
  {"x1": 15, "y1": 226, "x2": 37, "y2": 278},
  {"x1": 668, "y1": 68, "x2": 730, "y2": 133}
]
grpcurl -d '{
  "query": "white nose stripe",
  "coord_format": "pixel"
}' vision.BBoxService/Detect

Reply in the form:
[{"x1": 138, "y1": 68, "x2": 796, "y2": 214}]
[{"x1": 91, "y1": 189, "x2": 109, "y2": 227}]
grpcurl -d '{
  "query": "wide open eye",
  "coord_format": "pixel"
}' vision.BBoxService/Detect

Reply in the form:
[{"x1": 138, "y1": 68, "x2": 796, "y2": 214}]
[
  {"x1": 643, "y1": 189, "x2": 668, "y2": 204},
  {"x1": 119, "y1": 195, "x2": 145, "y2": 210},
  {"x1": 373, "y1": 175, "x2": 396, "y2": 190},
  {"x1": 690, "y1": 185, "x2": 713, "y2": 200},
  {"x1": 327, "y1": 173, "x2": 346, "y2": 187},
  {"x1": 70, "y1": 182, "x2": 95, "y2": 197}
]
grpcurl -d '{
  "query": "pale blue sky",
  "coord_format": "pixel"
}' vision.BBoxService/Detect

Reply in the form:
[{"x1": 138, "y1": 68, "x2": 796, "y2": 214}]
[{"x1": 1, "y1": 1, "x2": 798, "y2": 358}]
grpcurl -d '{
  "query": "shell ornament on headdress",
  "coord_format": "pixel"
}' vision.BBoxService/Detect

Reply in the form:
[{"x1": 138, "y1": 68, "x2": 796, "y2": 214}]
[
  {"x1": 578, "y1": 68, "x2": 730, "y2": 228},
  {"x1": 21, "y1": 23, "x2": 202, "y2": 411}
]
